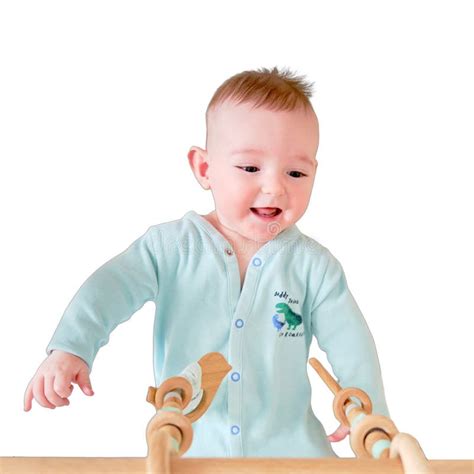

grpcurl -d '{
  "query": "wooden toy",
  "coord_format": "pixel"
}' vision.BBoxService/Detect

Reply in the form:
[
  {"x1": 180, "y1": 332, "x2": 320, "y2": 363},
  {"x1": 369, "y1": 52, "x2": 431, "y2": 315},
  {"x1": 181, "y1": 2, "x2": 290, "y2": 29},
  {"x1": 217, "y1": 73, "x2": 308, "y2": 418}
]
[
  {"x1": 309, "y1": 357, "x2": 429, "y2": 473},
  {"x1": 1, "y1": 352, "x2": 472, "y2": 473}
]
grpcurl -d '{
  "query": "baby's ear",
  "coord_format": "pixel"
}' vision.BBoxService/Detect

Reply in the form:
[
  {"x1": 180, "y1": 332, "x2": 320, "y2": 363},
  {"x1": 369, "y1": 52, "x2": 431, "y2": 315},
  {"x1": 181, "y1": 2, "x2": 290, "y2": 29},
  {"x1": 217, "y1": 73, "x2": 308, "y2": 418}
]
[{"x1": 187, "y1": 146, "x2": 210, "y2": 190}]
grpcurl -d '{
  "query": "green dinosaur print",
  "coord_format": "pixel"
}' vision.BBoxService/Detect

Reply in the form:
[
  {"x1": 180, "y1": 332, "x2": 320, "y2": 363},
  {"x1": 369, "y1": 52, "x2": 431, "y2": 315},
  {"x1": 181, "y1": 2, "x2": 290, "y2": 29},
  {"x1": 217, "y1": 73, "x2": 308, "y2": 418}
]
[{"x1": 275, "y1": 302, "x2": 303, "y2": 330}]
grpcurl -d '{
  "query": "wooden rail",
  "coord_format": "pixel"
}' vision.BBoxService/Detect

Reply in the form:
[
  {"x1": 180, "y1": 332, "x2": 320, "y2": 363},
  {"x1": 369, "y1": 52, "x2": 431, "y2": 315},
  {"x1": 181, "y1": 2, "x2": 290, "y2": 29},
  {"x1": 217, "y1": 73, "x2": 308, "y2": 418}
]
[{"x1": 1, "y1": 456, "x2": 472, "y2": 473}]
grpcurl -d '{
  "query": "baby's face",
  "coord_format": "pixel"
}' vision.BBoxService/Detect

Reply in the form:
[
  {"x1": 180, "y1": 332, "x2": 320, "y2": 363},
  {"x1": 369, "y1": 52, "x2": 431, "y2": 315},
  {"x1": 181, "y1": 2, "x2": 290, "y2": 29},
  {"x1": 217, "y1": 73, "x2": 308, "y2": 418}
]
[{"x1": 203, "y1": 100, "x2": 319, "y2": 244}]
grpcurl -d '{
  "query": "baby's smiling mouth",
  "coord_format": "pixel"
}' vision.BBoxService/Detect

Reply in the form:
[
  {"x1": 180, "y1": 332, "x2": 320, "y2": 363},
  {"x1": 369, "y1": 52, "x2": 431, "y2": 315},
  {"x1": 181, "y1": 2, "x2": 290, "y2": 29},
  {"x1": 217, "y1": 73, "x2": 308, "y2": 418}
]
[{"x1": 250, "y1": 207, "x2": 282, "y2": 218}]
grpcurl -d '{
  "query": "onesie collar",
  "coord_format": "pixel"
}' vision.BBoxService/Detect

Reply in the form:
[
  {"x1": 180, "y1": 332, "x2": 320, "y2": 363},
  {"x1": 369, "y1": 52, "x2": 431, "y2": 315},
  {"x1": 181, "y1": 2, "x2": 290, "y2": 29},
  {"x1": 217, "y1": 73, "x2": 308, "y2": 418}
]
[{"x1": 183, "y1": 210, "x2": 302, "y2": 263}]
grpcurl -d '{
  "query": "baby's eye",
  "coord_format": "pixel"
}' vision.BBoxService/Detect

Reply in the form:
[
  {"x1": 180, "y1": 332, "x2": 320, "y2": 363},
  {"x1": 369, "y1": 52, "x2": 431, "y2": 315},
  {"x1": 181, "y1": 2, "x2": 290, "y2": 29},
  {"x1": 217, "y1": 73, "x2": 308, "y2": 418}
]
[
  {"x1": 238, "y1": 166, "x2": 259, "y2": 173},
  {"x1": 288, "y1": 171, "x2": 307, "y2": 178}
]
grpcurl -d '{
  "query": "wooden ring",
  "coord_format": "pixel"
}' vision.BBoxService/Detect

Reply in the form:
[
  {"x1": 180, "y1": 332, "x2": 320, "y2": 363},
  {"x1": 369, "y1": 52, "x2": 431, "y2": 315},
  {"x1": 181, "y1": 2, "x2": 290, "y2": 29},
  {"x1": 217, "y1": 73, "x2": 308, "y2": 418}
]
[
  {"x1": 350, "y1": 414, "x2": 399, "y2": 458},
  {"x1": 333, "y1": 387, "x2": 372, "y2": 426},
  {"x1": 146, "y1": 410, "x2": 194, "y2": 456},
  {"x1": 153, "y1": 376, "x2": 193, "y2": 410}
]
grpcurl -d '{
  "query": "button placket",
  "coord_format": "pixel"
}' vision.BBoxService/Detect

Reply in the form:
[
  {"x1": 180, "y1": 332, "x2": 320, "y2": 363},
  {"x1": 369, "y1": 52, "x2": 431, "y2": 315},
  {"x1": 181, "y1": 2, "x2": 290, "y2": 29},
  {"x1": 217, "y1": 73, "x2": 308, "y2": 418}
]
[
  {"x1": 227, "y1": 255, "x2": 265, "y2": 457},
  {"x1": 221, "y1": 242, "x2": 244, "y2": 455}
]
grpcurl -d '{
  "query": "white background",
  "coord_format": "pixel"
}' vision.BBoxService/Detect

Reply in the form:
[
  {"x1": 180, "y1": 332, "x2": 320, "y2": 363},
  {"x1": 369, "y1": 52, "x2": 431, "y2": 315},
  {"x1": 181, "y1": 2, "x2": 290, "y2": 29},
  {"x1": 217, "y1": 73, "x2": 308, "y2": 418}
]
[{"x1": 1, "y1": 0, "x2": 473, "y2": 462}]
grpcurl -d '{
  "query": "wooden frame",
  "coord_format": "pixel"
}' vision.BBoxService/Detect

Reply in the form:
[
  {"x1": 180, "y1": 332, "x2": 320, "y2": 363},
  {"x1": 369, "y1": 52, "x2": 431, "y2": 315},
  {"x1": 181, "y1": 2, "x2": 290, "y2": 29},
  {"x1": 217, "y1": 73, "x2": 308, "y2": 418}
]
[{"x1": 2, "y1": 353, "x2": 472, "y2": 473}]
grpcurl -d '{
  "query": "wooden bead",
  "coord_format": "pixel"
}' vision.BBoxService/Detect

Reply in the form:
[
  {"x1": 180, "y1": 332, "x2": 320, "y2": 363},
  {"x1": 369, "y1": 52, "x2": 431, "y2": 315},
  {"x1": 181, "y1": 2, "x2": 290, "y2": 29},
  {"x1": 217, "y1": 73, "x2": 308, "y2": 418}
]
[
  {"x1": 350, "y1": 414, "x2": 399, "y2": 458},
  {"x1": 146, "y1": 410, "x2": 193, "y2": 457},
  {"x1": 333, "y1": 387, "x2": 373, "y2": 427},
  {"x1": 153, "y1": 376, "x2": 193, "y2": 411},
  {"x1": 365, "y1": 430, "x2": 390, "y2": 458}
]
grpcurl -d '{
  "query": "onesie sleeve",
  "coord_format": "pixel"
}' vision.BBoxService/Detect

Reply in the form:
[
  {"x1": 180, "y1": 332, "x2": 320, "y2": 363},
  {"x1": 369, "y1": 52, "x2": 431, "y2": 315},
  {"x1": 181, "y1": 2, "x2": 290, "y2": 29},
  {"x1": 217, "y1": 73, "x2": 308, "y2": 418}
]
[
  {"x1": 46, "y1": 226, "x2": 159, "y2": 370},
  {"x1": 310, "y1": 251, "x2": 389, "y2": 418}
]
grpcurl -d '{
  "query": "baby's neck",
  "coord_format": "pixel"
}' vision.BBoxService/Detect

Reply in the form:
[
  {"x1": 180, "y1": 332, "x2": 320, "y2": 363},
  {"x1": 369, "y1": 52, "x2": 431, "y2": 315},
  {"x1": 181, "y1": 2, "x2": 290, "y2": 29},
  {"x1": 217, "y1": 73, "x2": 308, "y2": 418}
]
[{"x1": 202, "y1": 211, "x2": 265, "y2": 257}]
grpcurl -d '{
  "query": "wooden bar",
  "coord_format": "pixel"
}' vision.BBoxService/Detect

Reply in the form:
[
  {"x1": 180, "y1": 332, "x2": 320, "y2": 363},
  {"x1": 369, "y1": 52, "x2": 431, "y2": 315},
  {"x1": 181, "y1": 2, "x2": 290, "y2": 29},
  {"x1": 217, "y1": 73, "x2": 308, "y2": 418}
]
[
  {"x1": 308, "y1": 358, "x2": 342, "y2": 395},
  {"x1": 0, "y1": 457, "x2": 472, "y2": 473}
]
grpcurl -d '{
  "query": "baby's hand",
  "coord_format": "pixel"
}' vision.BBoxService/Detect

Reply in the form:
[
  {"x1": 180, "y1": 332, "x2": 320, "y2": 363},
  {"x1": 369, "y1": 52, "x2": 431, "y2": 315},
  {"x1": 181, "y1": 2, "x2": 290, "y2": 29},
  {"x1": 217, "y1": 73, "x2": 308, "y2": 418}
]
[
  {"x1": 327, "y1": 423, "x2": 350, "y2": 442},
  {"x1": 24, "y1": 350, "x2": 94, "y2": 411}
]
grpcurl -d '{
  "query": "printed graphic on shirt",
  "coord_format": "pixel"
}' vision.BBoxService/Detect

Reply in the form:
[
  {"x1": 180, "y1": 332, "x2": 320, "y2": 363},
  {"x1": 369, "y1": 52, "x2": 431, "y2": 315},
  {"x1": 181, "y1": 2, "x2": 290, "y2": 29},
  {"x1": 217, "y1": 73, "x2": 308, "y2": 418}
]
[{"x1": 272, "y1": 291, "x2": 304, "y2": 338}]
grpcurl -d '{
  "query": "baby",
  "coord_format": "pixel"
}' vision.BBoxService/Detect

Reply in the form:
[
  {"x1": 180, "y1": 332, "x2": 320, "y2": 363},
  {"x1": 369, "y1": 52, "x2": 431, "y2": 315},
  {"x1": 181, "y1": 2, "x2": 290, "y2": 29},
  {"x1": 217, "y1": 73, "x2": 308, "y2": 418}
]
[{"x1": 24, "y1": 66, "x2": 389, "y2": 458}]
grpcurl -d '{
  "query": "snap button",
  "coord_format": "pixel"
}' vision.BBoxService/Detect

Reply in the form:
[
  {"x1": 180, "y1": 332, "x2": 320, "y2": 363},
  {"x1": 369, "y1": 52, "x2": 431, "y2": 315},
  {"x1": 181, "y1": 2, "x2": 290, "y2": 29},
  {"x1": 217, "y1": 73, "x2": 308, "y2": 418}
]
[
  {"x1": 231, "y1": 425, "x2": 240, "y2": 435},
  {"x1": 252, "y1": 257, "x2": 262, "y2": 267},
  {"x1": 225, "y1": 248, "x2": 233, "y2": 256},
  {"x1": 231, "y1": 372, "x2": 240, "y2": 382},
  {"x1": 235, "y1": 319, "x2": 244, "y2": 328}
]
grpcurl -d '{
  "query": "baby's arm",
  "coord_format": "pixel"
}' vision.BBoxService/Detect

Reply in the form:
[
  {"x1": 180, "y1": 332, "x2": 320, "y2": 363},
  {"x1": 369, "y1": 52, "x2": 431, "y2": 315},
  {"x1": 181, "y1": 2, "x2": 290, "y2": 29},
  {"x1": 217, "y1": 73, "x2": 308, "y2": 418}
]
[
  {"x1": 24, "y1": 226, "x2": 159, "y2": 410},
  {"x1": 311, "y1": 250, "x2": 389, "y2": 438}
]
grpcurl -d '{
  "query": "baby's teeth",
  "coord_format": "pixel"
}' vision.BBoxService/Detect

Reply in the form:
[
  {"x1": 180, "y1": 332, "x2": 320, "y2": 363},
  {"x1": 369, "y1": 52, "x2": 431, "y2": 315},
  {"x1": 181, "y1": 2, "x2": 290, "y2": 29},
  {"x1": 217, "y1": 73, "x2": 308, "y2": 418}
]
[{"x1": 259, "y1": 209, "x2": 276, "y2": 216}]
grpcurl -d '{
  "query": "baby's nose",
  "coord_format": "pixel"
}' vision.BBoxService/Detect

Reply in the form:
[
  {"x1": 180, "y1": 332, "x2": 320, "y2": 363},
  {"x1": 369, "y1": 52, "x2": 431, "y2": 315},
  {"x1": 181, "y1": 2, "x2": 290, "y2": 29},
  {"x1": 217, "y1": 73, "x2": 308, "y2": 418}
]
[{"x1": 261, "y1": 177, "x2": 285, "y2": 196}]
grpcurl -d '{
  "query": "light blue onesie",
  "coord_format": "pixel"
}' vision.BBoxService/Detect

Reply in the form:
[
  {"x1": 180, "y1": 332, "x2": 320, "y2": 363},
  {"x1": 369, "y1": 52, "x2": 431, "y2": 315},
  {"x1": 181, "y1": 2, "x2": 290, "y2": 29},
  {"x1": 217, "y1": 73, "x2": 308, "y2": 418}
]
[{"x1": 47, "y1": 210, "x2": 389, "y2": 458}]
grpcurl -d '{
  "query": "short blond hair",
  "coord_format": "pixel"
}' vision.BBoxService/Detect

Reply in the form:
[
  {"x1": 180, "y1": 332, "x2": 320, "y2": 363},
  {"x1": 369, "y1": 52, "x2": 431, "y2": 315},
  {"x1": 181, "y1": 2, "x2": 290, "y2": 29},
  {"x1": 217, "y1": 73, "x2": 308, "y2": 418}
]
[
  {"x1": 207, "y1": 66, "x2": 315, "y2": 115},
  {"x1": 205, "y1": 66, "x2": 316, "y2": 146}
]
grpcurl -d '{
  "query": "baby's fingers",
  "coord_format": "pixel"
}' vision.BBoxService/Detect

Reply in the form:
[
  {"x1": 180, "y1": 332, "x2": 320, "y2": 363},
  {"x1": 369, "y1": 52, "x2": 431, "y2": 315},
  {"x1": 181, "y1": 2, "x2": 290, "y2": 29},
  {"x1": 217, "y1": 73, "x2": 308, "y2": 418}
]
[
  {"x1": 327, "y1": 423, "x2": 350, "y2": 442},
  {"x1": 53, "y1": 372, "x2": 74, "y2": 399},
  {"x1": 44, "y1": 375, "x2": 70, "y2": 407},
  {"x1": 32, "y1": 376, "x2": 56, "y2": 409},
  {"x1": 24, "y1": 382, "x2": 34, "y2": 411}
]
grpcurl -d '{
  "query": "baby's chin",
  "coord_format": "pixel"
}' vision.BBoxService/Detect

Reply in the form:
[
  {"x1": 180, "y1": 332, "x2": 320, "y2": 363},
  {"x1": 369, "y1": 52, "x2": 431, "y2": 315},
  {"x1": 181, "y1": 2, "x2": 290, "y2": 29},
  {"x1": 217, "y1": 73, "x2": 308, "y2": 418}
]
[
  {"x1": 214, "y1": 210, "x2": 292, "y2": 245},
  {"x1": 243, "y1": 221, "x2": 288, "y2": 243},
  {"x1": 243, "y1": 213, "x2": 298, "y2": 241}
]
